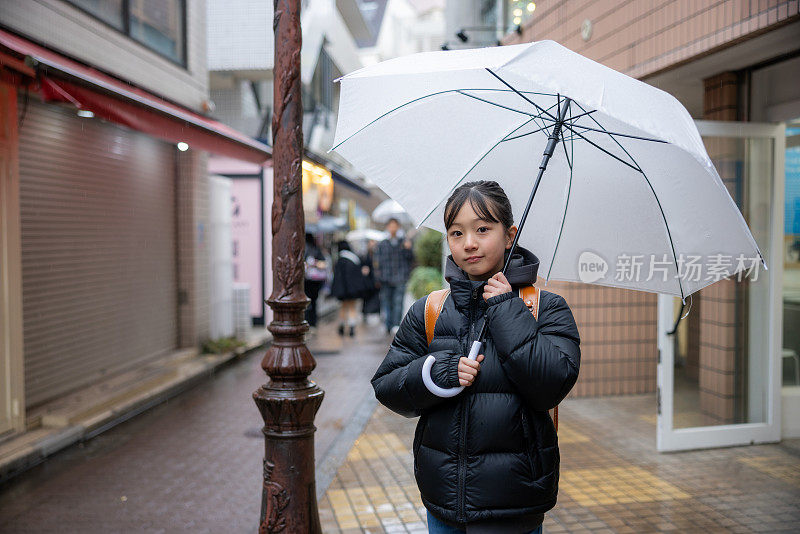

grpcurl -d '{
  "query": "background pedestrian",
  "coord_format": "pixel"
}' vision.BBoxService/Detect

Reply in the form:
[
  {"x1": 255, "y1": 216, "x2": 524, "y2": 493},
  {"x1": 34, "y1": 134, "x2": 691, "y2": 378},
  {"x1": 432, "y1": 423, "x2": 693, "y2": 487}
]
[
  {"x1": 374, "y1": 218, "x2": 414, "y2": 335},
  {"x1": 331, "y1": 240, "x2": 369, "y2": 337}
]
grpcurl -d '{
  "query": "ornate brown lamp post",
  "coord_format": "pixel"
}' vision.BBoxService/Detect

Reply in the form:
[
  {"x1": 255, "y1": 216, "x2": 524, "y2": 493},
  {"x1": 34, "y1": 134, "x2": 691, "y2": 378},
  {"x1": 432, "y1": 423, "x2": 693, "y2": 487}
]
[{"x1": 253, "y1": 1, "x2": 324, "y2": 532}]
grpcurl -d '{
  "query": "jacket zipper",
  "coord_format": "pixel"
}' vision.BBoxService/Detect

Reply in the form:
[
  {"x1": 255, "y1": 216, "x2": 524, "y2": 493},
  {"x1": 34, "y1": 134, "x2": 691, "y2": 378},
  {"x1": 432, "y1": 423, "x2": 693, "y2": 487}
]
[{"x1": 457, "y1": 287, "x2": 480, "y2": 523}]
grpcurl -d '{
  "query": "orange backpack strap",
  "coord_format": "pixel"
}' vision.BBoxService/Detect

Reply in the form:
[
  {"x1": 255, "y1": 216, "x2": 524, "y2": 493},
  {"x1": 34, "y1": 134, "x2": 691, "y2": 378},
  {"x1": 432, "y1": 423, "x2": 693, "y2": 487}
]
[
  {"x1": 519, "y1": 285, "x2": 540, "y2": 320},
  {"x1": 424, "y1": 289, "x2": 450, "y2": 346},
  {"x1": 519, "y1": 285, "x2": 558, "y2": 431}
]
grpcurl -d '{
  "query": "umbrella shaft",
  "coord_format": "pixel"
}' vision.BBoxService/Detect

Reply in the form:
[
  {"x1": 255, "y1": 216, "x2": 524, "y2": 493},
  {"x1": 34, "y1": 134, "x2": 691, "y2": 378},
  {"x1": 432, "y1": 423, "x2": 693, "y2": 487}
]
[{"x1": 476, "y1": 97, "x2": 572, "y2": 344}]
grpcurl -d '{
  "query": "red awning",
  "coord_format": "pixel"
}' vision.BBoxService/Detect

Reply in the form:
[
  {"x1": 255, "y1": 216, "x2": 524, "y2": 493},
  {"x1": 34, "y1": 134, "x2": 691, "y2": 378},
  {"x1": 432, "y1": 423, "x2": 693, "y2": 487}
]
[{"x1": 0, "y1": 30, "x2": 271, "y2": 164}]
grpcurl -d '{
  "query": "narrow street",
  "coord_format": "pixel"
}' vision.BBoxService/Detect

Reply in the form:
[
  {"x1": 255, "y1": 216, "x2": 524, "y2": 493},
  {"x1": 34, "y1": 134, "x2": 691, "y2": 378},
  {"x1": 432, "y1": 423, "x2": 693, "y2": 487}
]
[
  {"x1": 2, "y1": 309, "x2": 799, "y2": 533},
  {"x1": 0, "y1": 312, "x2": 390, "y2": 533}
]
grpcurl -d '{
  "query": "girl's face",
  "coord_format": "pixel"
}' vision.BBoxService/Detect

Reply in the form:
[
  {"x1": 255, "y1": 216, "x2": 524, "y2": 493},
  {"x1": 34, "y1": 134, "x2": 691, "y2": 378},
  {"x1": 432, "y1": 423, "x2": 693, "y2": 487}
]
[{"x1": 446, "y1": 200, "x2": 517, "y2": 281}]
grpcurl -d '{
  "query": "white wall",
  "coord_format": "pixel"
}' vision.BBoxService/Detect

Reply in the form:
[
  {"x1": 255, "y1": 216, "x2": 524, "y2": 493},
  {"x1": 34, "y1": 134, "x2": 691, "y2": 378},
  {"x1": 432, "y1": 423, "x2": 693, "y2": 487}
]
[
  {"x1": 0, "y1": 0, "x2": 208, "y2": 109},
  {"x1": 207, "y1": 0, "x2": 274, "y2": 72},
  {"x1": 359, "y1": 0, "x2": 445, "y2": 66},
  {"x1": 209, "y1": 175, "x2": 234, "y2": 339}
]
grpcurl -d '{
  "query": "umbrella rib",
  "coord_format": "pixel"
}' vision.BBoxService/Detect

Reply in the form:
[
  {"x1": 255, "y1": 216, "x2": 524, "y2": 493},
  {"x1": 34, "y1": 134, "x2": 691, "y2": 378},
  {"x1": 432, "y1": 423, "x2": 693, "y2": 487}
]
[
  {"x1": 563, "y1": 109, "x2": 596, "y2": 122},
  {"x1": 331, "y1": 87, "x2": 559, "y2": 152},
  {"x1": 499, "y1": 100, "x2": 562, "y2": 142},
  {"x1": 528, "y1": 98, "x2": 563, "y2": 138},
  {"x1": 637, "y1": 167, "x2": 686, "y2": 301},
  {"x1": 569, "y1": 102, "x2": 686, "y2": 300},
  {"x1": 547, "y1": 105, "x2": 576, "y2": 283},
  {"x1": 560, "y1": 123, "x2": 642, "y2": 172},
  {"x1": 456, "y1": 90, "x2": 541, "y2": 117},
  {"x1": 559, "y1": 105, "x2": 573, "y2": 171},
  {"x1": 485, "y1": 69, "x2": 560, "y2": 124},
  {"x1": 416, "y1": 116, "x2": 540, "y2": 228},
  {"x1": 565, "y1": 123, "x2": 667, "y2": 144},
  {"x1": 457, "y1": 91, "x2": 562, "y2": 137},
  {"x1": 570, "y1": 100, "x2": 647, "y2": 171},
  {"x1": 501, "y1": 124, "x2": 551, "y2": 142}
]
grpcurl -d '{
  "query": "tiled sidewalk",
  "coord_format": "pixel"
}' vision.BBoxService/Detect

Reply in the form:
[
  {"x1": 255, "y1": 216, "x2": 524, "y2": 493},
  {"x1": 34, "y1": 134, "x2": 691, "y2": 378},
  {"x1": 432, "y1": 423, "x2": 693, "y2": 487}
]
[{"x1": 319, "y1": 394, "x2": 800, "y2": 533}]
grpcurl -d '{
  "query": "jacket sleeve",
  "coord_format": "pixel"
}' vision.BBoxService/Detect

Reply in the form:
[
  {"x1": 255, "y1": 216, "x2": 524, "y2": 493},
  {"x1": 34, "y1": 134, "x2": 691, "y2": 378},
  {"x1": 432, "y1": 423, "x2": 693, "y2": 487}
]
[
  {"x1": 373, "y1": 241, "x2": 385, "y2": 281},
  {"x1": 371, "y1": 297, "x2": 460, "y2": 417},
  {"x1": 485, "y1": 292, "x2": 580, "y2": 411}
]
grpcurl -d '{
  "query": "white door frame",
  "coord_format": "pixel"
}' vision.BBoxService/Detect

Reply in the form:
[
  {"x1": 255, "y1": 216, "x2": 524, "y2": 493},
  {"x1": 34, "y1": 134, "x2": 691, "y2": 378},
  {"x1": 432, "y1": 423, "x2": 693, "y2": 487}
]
[{"x1": 657, "y1": 120, "x2": 786, "y2": 452}]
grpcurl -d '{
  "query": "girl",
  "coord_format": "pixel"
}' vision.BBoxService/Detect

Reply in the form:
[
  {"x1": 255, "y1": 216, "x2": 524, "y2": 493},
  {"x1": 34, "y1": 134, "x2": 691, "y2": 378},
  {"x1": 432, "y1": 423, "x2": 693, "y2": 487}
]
[{"x1": 371, "y1": 181, "x2": 581, "y2": 533}]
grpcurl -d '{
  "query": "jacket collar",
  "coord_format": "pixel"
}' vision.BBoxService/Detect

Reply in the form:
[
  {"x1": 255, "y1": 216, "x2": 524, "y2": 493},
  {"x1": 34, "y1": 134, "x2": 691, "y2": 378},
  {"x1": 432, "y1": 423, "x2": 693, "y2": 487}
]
[{"x1": 444, "y1": 246, "x2": 540, "y2": 310}]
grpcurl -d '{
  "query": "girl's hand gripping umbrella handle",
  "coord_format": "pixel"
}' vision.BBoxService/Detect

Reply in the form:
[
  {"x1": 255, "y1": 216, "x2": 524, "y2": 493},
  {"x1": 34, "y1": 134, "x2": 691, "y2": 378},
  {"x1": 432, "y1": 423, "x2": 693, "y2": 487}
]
[{"x1": 421, "y1": 340, "x2": 482, "y2": 398}]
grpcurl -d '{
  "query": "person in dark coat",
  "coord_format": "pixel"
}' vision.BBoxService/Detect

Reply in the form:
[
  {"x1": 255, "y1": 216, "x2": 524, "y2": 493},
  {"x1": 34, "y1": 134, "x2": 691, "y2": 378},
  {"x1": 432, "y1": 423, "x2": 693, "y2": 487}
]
[
  {"x1": 361, "y1": 239, "x2": 381, "y2": 321},
  {"x1": 371, "y1": 181, "x2": 581, "y2": 533},
  {"x1": 331, "y1": 240, "x2": 369, "y2": 337},
  {"x1": 374, "y1": 218, "x2": 414, "y2": 335},
  {"x1": 304, "y1": 233, "x2": 327, "y2": 328}
]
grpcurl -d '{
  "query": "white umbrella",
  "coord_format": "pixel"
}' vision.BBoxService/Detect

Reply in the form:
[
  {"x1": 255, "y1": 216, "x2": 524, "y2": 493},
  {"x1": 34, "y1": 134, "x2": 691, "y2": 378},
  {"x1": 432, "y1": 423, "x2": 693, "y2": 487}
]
[
  {"x1": 331, "y1": 40, "x2": 764, "y2": 397},
  {"x1": 372, "y1": 199, "x2": 413, "y2": 225},
  {"x1": 346, "y1": 228, "x2": 389, "y2": 242}
]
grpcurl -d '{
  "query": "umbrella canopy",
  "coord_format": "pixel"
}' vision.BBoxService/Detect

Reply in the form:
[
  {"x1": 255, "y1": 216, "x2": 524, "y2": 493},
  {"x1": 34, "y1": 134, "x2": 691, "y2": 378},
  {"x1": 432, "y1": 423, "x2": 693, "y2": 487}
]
[
  {"x1": 372, "y1": 199, "x2": 413, "y2": 225},
  {"x1": 346, "y1": 228, "x2": 389, "y2": 242},
  {"x1": 331, "y1": 40, "x2": 764, "y2": 301}
]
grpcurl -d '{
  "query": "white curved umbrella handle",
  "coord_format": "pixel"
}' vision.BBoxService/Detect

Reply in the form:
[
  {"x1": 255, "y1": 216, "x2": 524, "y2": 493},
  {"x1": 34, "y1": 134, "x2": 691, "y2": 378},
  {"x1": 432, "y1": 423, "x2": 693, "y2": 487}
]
[{"x1": 422, "y1": 340, "x2": 482, "y2": 397}]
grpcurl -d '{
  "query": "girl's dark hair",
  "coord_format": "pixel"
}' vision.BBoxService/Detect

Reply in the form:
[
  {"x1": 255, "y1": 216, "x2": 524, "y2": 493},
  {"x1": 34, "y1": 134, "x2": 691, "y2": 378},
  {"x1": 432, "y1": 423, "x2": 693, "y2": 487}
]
[
  {"x1": 336, "y1": 240, "x2": 351, "y2": 253},
  {"x1": 444, "y1": 180, "x2": 514, "y2": 230}
]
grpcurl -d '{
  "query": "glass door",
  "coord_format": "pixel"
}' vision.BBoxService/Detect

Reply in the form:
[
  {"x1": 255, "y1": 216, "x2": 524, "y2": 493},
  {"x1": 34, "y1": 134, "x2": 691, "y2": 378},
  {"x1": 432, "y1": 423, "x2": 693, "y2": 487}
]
[{"x1": 657, "y1": 120, "x2": 785, "y2": 451}]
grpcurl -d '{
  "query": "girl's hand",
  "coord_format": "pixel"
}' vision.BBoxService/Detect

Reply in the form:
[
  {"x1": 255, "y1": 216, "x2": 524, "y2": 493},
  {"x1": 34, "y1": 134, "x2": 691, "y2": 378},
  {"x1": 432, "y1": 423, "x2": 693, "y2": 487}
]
[
  {"x1": 483, "y1": 272, "x2": 512, "y2": 301},
  {"x1": 458, "y1": 354, "x2": 485, "y2": 386}
]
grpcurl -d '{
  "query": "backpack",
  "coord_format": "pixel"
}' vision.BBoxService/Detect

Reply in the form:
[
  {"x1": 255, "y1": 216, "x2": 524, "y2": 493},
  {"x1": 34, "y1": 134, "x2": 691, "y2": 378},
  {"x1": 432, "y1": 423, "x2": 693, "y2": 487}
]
[{"x1": 424, "y1": 286, "x2": 559, "y2": 431}]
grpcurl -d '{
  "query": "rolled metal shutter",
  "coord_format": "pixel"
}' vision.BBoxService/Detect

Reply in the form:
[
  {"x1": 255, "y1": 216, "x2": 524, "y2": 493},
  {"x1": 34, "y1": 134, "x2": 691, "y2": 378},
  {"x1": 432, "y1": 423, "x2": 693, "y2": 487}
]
[{"x1": 18, "y1": 98, "x2": 178, "y2": 407}]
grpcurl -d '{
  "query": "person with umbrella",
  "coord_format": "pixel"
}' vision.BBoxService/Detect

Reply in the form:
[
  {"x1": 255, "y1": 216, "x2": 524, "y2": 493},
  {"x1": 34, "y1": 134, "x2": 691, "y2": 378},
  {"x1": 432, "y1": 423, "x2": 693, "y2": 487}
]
[
  {"x1": 374, "y1": 218, "x2": 414, "y2": 335},
  {"x1": 334, "y1": 40, "x2": 764, "y2": 533},
  {"x1": 372, "y1": 181, "x2": 579, "y2": 532}
]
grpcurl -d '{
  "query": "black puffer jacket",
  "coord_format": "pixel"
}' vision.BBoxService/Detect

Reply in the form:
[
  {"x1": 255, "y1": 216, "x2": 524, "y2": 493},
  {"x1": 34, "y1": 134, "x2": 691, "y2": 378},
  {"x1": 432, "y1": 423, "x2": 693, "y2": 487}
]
[{"x1": 371, "y1": 247, "x2": 580, "y2": 525}]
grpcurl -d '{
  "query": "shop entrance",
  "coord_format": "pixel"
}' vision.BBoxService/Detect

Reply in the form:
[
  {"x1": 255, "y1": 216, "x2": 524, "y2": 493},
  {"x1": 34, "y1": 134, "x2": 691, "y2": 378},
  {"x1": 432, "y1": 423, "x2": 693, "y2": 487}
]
[{"x1": 657, "y1": 120, "x2": 785, "y2": 451}]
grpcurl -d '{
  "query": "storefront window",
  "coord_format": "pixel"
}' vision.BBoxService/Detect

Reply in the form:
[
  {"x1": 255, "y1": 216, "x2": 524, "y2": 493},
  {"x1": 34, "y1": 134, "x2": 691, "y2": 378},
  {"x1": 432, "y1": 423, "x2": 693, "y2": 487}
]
[
  {"x1": 505, "y1": 0, "x2": 536, "y2": 30},
  {"x1": 129, "y1": 0, "x2": 186, "y2": 65},
  {"x1": 67, "y1": 0, "x2": 124, "y2": 29},
  {"x1": 302, "y1": 160, "x2": 334, "y2": 217},
  {"x1": 66, "y1": 0, "x2": 186, "y2": 65},
  {"x1": 783, "y1": 121, "x2": 800, "y2": 386}
]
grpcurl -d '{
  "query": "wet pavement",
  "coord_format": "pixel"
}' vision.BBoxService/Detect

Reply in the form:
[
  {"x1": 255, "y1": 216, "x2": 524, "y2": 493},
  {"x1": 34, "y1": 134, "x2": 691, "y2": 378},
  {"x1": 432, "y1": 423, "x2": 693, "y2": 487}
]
[
  {"x1": 2, "y1": 308, "x2": 800, "y2": 533},
  {"x1": 319, "y1": 396, "x2": 800, "y2": 533},
  {"x1": 0, "y1": 313, "x2": 390, "y2": 533}
]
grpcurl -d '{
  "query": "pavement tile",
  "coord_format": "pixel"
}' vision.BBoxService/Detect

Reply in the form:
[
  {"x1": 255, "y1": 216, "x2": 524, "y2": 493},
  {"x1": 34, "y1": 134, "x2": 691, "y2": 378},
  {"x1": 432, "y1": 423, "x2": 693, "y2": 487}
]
[{"x1": 321, "y1": 394, "x2": 800, "y2": 532}]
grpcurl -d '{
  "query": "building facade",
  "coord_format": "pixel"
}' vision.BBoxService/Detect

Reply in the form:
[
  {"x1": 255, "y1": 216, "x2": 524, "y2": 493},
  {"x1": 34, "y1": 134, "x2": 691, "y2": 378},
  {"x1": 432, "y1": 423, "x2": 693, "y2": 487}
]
[{"x1": 0, "y1": 0, "x2": 269, "y2": 443}]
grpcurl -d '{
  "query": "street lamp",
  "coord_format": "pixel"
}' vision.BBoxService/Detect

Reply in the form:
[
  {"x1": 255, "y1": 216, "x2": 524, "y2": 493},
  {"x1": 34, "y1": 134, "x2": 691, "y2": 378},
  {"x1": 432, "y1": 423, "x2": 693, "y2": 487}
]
[{"x1": 253, "y1": 0, "x2": 324, "y2": 532}]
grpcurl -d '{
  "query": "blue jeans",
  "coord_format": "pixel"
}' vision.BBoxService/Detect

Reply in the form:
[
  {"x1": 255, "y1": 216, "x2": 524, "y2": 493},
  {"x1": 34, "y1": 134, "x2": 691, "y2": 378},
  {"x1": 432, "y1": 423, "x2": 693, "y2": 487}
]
[
  {"x1": 380, "y1": 283, "x2": 405, "y2": 331},
  {"x1": 426, "y1": 511, "x2": 543, "y2": 533}
]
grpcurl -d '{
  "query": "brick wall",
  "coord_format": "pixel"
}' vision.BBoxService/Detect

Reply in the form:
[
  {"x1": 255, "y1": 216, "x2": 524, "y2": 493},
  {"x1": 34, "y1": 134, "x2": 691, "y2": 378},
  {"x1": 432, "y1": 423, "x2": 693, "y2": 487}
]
[
  {"x1": 696, "y1": 71, "x2": 747, "y2": 424},
  {"x1": 544, "y1": 280, "x2": 658, "y2": 398},
  {"x1": 504, "y1": 0, "x2": 800, "y2": 79}
]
